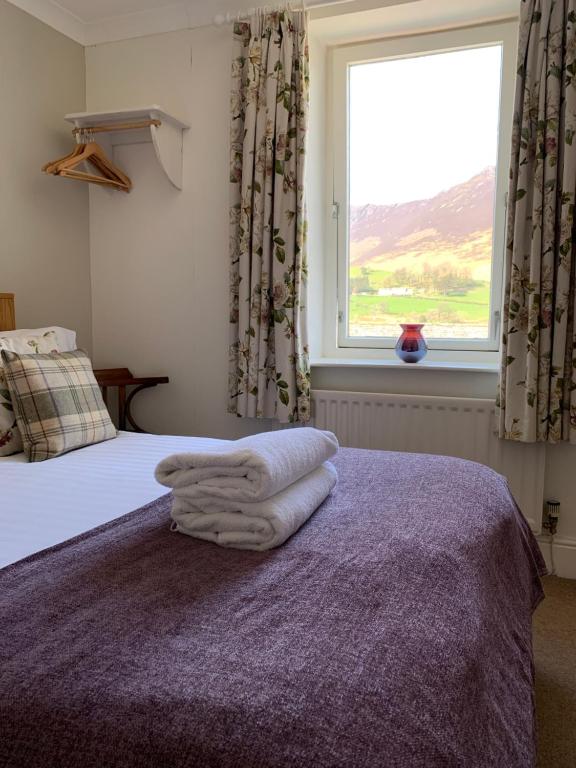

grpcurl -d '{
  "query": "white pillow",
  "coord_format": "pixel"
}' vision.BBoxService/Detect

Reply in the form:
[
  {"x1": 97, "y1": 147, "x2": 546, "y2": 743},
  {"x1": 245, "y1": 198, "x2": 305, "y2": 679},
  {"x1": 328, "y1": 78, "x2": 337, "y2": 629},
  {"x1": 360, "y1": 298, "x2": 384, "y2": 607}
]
[
  {"x1": 0, "y1": 326, "x2": 76, "y2": 352},
  {"x1": 0, "y1": 329, "x2": 66, "y2": 456}
]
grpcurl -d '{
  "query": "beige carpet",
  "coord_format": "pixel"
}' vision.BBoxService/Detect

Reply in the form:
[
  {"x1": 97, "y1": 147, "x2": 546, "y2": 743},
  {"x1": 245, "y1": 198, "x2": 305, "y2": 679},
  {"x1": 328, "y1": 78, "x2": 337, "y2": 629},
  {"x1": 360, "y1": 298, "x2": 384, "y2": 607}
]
[{"x1": 534, "y1": 576, "x2": 576, "y2": 767}]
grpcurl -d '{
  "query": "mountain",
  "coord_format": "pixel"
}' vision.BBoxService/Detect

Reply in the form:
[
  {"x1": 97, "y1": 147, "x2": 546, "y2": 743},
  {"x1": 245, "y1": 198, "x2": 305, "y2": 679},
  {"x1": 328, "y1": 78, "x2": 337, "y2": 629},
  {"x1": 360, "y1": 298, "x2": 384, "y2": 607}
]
[{"x1": 350, "y1": 167, "x2": 496, "y2": 280}]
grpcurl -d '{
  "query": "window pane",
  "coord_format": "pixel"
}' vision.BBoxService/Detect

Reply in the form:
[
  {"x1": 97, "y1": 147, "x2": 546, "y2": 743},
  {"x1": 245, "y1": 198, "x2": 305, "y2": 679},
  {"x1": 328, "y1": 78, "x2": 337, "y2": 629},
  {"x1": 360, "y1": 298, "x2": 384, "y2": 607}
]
[{"x1": 348, "y1": 45, "x2": 503, "y2": 341}]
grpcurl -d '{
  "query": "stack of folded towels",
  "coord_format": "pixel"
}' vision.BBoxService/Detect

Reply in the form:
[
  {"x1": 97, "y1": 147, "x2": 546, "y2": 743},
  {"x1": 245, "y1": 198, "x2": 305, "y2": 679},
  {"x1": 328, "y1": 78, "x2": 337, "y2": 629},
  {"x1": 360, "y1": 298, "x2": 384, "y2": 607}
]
[{"x1": 155, "y1": 428, "x2": 339, "y2": 551}]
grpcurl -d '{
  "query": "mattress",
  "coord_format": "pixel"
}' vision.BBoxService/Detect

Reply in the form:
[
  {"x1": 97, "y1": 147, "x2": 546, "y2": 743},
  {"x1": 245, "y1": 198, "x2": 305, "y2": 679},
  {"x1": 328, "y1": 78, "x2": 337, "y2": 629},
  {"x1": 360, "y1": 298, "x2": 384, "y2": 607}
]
[
  {"x1": 0, "y1": 447, "x2": 545, "y2": 768},
  {"x1": 0, "y1": 431, "x2": 229, "y2": 568}
]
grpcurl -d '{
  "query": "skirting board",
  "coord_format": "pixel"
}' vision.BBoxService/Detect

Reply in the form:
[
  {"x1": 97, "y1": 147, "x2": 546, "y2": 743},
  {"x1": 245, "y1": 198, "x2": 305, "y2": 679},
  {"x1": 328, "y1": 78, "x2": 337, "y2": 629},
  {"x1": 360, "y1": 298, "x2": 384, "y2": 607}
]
[{"x1": 537, "y1": 535, "x2": 576, "y2": 579}]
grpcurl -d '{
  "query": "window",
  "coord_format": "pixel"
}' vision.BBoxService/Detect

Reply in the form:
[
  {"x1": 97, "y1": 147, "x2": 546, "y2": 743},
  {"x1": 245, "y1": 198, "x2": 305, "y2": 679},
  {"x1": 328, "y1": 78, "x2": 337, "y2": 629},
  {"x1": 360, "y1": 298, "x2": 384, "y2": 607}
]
[{"x1": 329, "y1": 23, "x2": 517, "y2": 354}]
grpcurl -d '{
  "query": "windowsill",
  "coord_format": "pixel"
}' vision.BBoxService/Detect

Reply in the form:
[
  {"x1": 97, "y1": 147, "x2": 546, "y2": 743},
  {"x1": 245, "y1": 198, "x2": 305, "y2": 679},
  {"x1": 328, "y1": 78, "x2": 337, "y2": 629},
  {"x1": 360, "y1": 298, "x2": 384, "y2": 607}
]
[{"x1": 310, "y1": 357, "x2": 500, "y2": 373}]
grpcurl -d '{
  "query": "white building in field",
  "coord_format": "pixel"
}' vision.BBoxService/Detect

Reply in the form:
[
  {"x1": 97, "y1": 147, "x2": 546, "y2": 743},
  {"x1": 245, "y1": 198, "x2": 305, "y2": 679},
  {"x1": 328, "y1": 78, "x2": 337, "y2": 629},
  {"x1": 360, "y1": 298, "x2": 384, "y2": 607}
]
[{"x1": 377, "y1": 287, "x2": 414, "y2": 297}]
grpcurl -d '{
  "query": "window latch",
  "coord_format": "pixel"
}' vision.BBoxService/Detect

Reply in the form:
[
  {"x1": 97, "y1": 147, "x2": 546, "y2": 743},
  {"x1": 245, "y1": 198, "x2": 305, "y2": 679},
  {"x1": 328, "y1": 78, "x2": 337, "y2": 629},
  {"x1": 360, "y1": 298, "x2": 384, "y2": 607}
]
[
  {"x1": 493, "y1": 309, "x2": 502, "y2": 339},
  {"x1": 331, "y1": 202, "x2": 340, "y2": 220}
]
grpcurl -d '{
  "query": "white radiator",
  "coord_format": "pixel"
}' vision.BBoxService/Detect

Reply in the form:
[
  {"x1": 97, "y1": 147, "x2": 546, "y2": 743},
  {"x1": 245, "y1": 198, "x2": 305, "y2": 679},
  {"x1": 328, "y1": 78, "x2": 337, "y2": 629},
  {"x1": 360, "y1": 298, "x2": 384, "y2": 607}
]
[{"x1": 312, "y1": 390, "x2": 546, "y2": 533}]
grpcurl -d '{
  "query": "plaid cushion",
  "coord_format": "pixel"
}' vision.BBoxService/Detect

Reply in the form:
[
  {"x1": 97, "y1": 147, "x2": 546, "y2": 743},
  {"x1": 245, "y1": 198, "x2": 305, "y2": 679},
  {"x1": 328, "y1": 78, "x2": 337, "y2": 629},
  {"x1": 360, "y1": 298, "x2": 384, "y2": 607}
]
[
  {"x1": 1, "y1": 349, "x2": 117, "y2": 462},
  {"x1": 0, "y1": 330, "x2": 61, "y2": 457}
]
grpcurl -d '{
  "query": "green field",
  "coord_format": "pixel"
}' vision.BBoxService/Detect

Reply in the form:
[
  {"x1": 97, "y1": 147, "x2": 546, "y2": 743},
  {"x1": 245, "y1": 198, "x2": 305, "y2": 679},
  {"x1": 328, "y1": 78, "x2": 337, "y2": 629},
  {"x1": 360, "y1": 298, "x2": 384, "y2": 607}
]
[
  {"x1": 350, "y1": 286, "x2": 490, "y2": 324},
  {"x1": 349, "y1": 285, "x2": 491, "y2": 329},
  {"x1": 349, "y1": 267, "x2": 490, "y2": 336}
]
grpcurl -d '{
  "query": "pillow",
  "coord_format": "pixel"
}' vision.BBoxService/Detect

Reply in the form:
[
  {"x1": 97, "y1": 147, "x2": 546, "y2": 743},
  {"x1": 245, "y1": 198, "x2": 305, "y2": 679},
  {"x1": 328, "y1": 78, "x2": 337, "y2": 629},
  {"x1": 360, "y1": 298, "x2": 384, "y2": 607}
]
[
  {"x1": 1, "y1": 349, "x2": 117, "y2": 462},
  {"x1": 0, "y1": 326, "x2": 76, "y2": 353},
  {"x1": 0, "y1": 325, "x2": 76, "y2": 354},
  {"x1": 0, "y1": 330, "x2": 61, "y2": 456}
]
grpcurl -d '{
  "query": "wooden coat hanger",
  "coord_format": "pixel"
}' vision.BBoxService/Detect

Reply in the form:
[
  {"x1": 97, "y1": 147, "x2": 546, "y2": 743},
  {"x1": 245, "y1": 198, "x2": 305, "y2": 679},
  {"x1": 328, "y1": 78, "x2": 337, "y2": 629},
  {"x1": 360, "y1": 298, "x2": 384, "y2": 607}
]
[
  {"x1": 42, "y1": 143, "x2": 84, "y2": 175},
  {"x1": 42, "y1": 132, "x2": 132, "y2": 192},
  {"x1": 84, "y1": 150, "x2": 131, "y2": 187},
  {"x1": 57, "y1": 168, "x2": 131, "y2": 190},
  {"x1": 55, "y1": 141, "x2": 131, "y2": 186}
]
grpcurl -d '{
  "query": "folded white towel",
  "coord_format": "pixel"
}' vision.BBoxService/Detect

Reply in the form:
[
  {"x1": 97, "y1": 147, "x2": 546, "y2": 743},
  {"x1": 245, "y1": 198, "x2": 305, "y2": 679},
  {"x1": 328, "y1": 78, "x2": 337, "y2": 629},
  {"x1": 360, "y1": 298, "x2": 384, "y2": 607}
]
[
  {"x1": 155, "y1": 428, "x2": 339, "y2": 502},
  {"x1": 170, "y1": 462, "x2": 338, "y2": 551}
]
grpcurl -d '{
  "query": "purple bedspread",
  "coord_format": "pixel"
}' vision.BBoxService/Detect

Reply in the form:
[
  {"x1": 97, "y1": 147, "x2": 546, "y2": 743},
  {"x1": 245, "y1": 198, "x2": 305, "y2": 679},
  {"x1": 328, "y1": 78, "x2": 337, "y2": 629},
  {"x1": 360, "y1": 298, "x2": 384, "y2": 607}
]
[{"x1": 0, "y1": 448, "x2": 545, "y2": 768}]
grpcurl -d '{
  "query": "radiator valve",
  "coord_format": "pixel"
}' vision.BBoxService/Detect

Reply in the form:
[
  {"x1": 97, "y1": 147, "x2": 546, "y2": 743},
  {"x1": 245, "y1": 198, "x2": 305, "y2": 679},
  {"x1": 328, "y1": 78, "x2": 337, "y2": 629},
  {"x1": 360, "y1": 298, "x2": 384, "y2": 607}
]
[{"x1": 543, "y1": 500, "x2": 560, "y2": 536}]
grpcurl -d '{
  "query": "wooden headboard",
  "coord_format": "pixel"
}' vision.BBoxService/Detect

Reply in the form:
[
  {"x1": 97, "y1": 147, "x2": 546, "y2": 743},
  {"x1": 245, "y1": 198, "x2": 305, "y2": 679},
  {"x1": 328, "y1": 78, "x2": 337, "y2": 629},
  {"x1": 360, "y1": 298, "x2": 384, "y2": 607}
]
[{"x1": 0, "y1": 294, "x2": 16, "y2": 331}]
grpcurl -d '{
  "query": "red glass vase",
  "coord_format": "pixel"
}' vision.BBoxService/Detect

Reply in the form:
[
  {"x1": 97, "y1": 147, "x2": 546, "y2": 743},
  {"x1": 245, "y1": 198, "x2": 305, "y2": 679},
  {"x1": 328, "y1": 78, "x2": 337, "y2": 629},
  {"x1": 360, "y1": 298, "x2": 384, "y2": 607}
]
[{"x1": 395, "y1": 324, "x2": 427, "y2": 363}]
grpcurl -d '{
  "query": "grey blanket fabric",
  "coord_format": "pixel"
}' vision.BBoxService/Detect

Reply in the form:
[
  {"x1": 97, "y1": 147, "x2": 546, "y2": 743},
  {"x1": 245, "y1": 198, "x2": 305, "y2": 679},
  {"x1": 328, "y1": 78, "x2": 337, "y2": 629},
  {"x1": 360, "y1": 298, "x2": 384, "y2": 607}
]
[{"x1": 0, "y1": 449, "x2": 545, "y2": 768}]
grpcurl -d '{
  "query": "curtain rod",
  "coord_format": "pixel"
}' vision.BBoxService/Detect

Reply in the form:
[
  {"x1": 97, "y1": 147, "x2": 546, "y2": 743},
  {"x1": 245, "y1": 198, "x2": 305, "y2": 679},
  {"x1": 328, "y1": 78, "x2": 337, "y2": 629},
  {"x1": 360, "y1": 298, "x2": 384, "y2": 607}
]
[{"x1": 213, "y1": 0, "x2": 354, "y2": 26}]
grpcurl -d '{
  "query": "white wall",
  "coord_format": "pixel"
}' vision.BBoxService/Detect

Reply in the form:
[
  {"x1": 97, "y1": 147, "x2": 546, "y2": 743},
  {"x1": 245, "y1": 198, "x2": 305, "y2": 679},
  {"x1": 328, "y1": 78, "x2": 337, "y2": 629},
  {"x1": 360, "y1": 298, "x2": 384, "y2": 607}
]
[
  {"x1": 85, "y1": 20, "x2": 576, "y2": 574},
  {"x1": 0, "y1": 0, "x2": 91, "y2": 348},
  {"x1": 86, "y1": 27, "x2": 281, "y2": 440},
  {"x1": 542, "y1": 444, "x2": 576, "y2": 575}
]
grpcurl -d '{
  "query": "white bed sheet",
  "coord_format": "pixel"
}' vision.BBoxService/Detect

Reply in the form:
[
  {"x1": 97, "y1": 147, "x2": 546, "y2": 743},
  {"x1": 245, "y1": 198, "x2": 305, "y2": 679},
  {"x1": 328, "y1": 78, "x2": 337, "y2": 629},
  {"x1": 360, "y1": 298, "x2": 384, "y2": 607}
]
[{"x1": 0, "y1": 431, "x2": 229, "y2": 569}]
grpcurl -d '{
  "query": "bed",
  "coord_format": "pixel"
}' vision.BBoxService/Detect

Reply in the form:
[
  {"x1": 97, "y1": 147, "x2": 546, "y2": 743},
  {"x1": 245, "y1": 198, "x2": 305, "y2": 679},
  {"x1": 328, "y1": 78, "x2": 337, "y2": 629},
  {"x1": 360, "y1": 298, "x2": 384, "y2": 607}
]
[
  {"x1": 0, "y1": 429, "x2": 545, "y2": 768},
  {"x1": 0, "y1": 431, "x2": 229, "y2": 568}
]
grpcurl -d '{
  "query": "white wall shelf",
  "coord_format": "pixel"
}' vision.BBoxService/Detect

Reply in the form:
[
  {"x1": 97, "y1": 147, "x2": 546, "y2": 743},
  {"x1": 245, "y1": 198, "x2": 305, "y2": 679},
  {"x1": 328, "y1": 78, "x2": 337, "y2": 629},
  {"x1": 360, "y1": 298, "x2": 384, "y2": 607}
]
[{"x1": 64, "y1": 106, "x2": 190, "y2": 190}]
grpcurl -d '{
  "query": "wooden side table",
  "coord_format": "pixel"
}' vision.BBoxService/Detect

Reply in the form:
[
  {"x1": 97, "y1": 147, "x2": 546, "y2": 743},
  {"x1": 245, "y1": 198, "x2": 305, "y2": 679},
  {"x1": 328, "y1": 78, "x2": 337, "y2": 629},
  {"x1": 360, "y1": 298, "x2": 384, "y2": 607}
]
[{"x1": 94, "y1": 367, "x2": 169, "y2": 433}]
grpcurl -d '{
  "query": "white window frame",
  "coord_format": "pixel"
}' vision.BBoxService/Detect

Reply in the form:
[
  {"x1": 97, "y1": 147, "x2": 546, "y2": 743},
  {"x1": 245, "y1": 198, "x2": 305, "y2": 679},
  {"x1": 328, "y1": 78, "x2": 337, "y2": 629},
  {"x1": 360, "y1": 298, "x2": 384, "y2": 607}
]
[{"x1": 325, "y1": 22, "x2": 518, "y2": 358}]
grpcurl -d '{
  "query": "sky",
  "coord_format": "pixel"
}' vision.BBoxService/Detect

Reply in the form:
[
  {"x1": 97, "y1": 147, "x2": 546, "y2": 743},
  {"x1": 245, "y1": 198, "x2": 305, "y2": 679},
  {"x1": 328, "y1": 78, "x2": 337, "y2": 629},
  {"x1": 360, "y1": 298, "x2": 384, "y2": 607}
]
[{"x1": 349, "y1": 45, "x2": 503, "y2": 206}]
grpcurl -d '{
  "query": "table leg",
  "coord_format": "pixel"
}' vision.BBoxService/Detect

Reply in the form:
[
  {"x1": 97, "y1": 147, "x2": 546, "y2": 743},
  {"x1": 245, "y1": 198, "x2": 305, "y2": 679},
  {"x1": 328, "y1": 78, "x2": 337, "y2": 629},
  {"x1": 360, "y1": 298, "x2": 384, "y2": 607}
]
[
  {"x1": 118, "y1": 385, "x2": 127, "y2": 431},
  {"x1": 125, "y1": 384, "x2": 157, "y2": 433}
]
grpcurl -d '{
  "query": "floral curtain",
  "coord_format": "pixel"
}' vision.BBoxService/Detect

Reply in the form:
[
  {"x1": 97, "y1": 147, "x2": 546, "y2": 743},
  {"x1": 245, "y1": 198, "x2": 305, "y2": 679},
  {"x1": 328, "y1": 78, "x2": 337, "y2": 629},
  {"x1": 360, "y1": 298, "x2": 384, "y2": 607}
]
[
  {"x1": 228, "y1": 10, "x2": 311, "y2": 423},
  {"x1": 498, "y1": 0, "x2": 576, "y2": 443}
]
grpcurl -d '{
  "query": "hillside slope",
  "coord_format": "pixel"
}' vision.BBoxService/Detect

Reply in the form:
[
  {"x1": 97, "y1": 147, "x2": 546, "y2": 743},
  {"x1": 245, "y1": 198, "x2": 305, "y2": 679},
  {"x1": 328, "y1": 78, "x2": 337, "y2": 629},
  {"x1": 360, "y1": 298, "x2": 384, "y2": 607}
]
[{"x1": 350, "y1": 167, "x2": 496, "y2": 281}]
